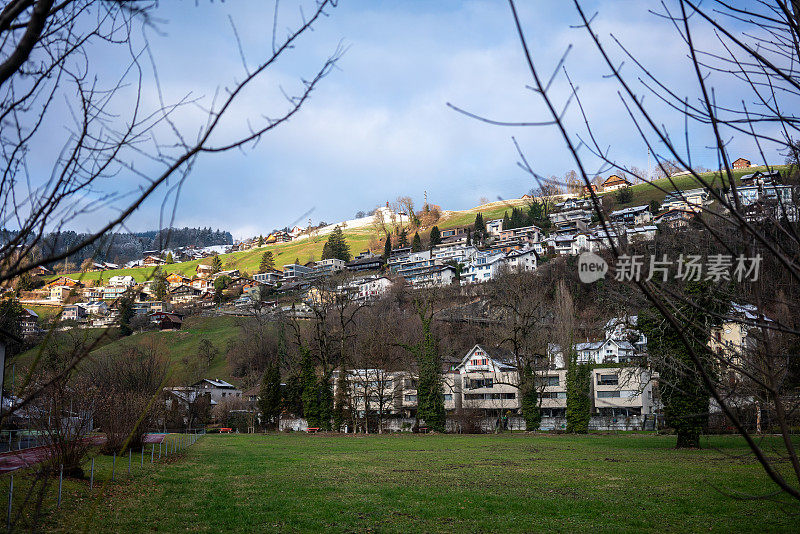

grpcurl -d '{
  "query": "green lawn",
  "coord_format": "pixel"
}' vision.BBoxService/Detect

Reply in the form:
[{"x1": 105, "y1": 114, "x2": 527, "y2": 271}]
[{"x1": 30, "y1": 432, "x2": 800, "y2": 533}]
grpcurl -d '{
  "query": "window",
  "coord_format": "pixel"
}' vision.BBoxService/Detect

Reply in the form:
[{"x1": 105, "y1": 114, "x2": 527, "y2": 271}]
[
  {"x1": 404, "y1": 394, "x2": 417, "y2": 403},
  {"x1": 443, "y1": 394, "x2": 452, "y2": 401},
  {"x1": 537, "y1": 376, "x2": 560, "y2": 387},
  {"x1": 540, "y1": 392, "x2": 566, "y2": 399},
  {"x1": 470, "y1": 378, "x2": 493, "y2": 389},
  {"x1": 597, "y1": 374, "x2": 619, "y2": 385},
  {"x1": 597, "y1": 391, "x2": 621, "y2": 398}
]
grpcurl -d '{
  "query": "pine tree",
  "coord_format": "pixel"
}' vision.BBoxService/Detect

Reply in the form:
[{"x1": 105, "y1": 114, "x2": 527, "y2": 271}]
[
  {"x1": 118, "y1": 295, "x2": 135, "y2": 336},
  {"x1": 411, "y1": 232, "x2": 422, "y2": 252},
  {"x1": 294, "y1": 257, "x2": 300, "y2": 265},
  {"x1": 429, "y1": 226, "x2": 442, "y2": 249},
  {"x1": 259, "y1": 251, "x2": 275, "y2": 273},
  {"x1": 211, "y1": 254, "x2": 222, "y2": 273},
  {"x1": 398, "y1": 228, "x2": 409, "y2": 248},
  {"x1": 316, "y1": 373, "x2": 334, "y2": 431},
  {"x1": 259, "y1": 363, "x2": 282, "y2": 429},
  {"x1": 466, "y1": 228, "x2": 472, "y2": 246},
  {"x1": 383, "y1": 234, "x2": 392, "y2": 259},
  {"x1": 257, "y1": 235, "x2": 264, "y2": 246},
  {"x1": 321, "y1": 226, "x2": 351, "y2": 262},
  {"x1": 152, "y1": 269, "x2": 168, "y2": 301},
  {"x1": 165, "y1": 252, "x2": 174, "y2": 264},
  {"x1": 474, "y1": 212, "x2": 485, "y2": 236},
  {"x1": 502, "y1": 211, "x2": 510, "y2": 231}
]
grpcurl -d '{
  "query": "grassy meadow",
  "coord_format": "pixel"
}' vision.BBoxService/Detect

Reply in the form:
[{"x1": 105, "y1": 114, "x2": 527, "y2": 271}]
[{"x1": 24, "y1": 432, "x2": 800, "y2": 533}]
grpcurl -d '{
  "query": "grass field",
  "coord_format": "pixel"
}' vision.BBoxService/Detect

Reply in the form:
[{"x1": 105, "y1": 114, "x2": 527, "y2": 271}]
[{"x1": 32, "y1": 432, "x2": 799, "y2": 533}]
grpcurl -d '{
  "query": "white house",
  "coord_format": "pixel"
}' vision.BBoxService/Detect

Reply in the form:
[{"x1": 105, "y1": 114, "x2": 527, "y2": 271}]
[
  {"x1": 504, "y1": 246, "x2": 538, "y2": 272},
  {"x1": 486, "y1": 218, "x2": 504, "y2": 236},
  {"x1": 108, "y1": 275, "x2": 136, "y2": 287}
]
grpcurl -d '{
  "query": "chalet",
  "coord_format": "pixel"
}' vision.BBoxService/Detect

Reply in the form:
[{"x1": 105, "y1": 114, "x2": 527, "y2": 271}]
[
  {"x1": 169, "y1": 284, "x2": 202, "y2": 304},
  {"x1": 31, "y1": 266, "x2": 53, "y2": 277},
  {"x1": 142, "y1": 255, "x2": 166, "y2": 266},
  {"x1": 149, "y1": 311, "x2": 183, "y2": 330},
  {"x1": 732, "y1": 157, "x2": 751, "y2": 169},
  {"x1": 195, "y1": 264, "x2": 214, "y2": 278},
  {"x1": 504, "y1": 246, "x2": 538, "y2": 272},
  {"x1": 49, "y1": 285, "x2": 75, "y2": 302},
  {"x1": 520, "y1": 193, "x2": 533, "y2": 200},
  {"x1": 601, "y1": 174, "x2": 632, "y2": 191},
  {"x1": 166, "y1": 273, "x2": 191, "y2": 287},
  {"x1": 191, "y1": 278, "x2": 211, "y2": 291},
  {"x1": 17, "y1": 308, "x2": 39, "y2": 336},
  {"x1": 45, "y1": 276, "x2": 81, "y2": 289}
]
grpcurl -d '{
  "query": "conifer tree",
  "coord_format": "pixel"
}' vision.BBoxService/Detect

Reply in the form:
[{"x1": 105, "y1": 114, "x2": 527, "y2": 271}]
[
  {"x1": 466, "y1": 228, "x2": 472, "y2": 246},
  {"x1": 520, "y1": 363, "x2": 541, "y2": 431},
  {"x1": 398, "y1": 228, "x2": 409, "y2": 248},
  {"x1": 383, "y1": 234, "x2": 392, "y2": 259},
  {"x1": 165, "y1": 252, "x2": 174, "y2": 264},
  {"x1": 300, "y1": 347, "x2": 320, "y2": 426},
  {"x1": 411, "y1": 231, "x2": 422, "y2": 252},
  {"x1": 211, "y1": 254, "x2": 222, "y2": 273},
  {"x1": 474, "y1": 212, "x2": 485, "y2": 236},
  {"x1": 321, "y1": 226, "x2": 351, "y2": 262},
  {"x1": 333, "y1": 370, "x2": 351, "y2": 431},
  {"x1": 429, "y1": 226, "x2": 442, "y2": 249},
  {"x1": 258, "y1": 235, "x2": 264, "y2": 246},
  {"x1": 566, "y1": 353, "x2": 591, "y2": 433},
  {"x1": 259, "y1": 250, "x2": 275, "y2": 273},
  {"x1": 259, "y1": 363, "x2": 282, "y2": 429},
  {"x1": 502, "y1": 211, "x2": 510, "y2": 230}
]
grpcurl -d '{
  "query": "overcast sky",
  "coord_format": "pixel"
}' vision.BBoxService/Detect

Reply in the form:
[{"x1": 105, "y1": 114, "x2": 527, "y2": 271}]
[{"x1": 46, "y1": 1, "x2": 784, "y2": 239}]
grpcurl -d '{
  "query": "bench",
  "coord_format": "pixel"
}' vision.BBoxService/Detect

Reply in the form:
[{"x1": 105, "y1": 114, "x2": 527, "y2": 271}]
[
  {"x1": 220, "y1": 428, "x2": 233, "y2": 433},
  {"x1": 306, "y1": 427, "x2": 320, "y2": 433}
]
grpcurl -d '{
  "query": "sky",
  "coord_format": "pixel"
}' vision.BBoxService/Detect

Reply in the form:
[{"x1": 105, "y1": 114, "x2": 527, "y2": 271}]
[{"x1": 30, "y1": 1, "x2": 789, "y2": 239}]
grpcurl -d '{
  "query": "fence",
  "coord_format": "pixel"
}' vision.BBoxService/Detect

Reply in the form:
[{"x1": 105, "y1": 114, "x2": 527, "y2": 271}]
[{"x1": 1, "y1": 430, "x2": 204, "y2": 532}]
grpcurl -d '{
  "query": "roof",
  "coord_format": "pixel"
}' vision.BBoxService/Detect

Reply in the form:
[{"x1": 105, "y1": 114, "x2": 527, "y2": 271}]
[
  {"x1": 602, "y1": 174, "x2": 632, "y2": 186},
  {"x1": 193, "y1": 378, "x2": 237, "y2": 389},
  {"x1": 610, "y1": 205, "x2": 650, "y2": 217},
  {"x1": 345, "y1": 256, "x2": 385, "y2": 267},
  {"x1": 458, "y1": 344, "x2": 517, "y2": 370}
]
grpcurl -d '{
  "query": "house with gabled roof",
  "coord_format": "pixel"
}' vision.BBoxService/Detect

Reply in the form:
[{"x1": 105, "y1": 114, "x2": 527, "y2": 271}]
[
  {"x1": 447, "y1": 345, "x2": 520, "y2": 414},
  {"x1": 732, "y1": 157, "x2": 751, "y2": 169},
  {"x1": 601, "y1": 174, "x2": 632, "y2": 191}
]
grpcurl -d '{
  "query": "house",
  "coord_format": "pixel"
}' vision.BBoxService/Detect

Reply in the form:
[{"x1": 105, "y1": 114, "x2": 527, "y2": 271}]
[
  {"x1": 345, "y1": 254, "x2": 385, "y2": 272},
  {"x1": 405, "y1": 264, "x2": 457, "y2": 287},
  {"x1": 142, "y1": 255, "x2": 166, "y2": 266},
  {"x1": 601, "y1": 174, "x2": 632, "y2": 191},
  {"x1": 283, "y1": 263, "x2": 314, "y2": 281},
  {"x1": 17, "y1": 308, "x2": 39, "y2": 336},
  {"x1": 609, "y1": 205, "x2": 652, "y2": 226},
  {"x1": 191, "y1": 278, "x2": 211, "y2": 292},
  {"x1": 732, "y1": 157, "x2": 751, "y2": 169},
  {"x1": 313, "y1": 259, "x2": 345, "y2": 277},
  {"x1": 83, "y1": 301, "x2": 110, "y2": 316},
  {"x1": 504, "y1": 246, "x2": 538, "y2": 272},
  {"x1": 49, "y1": 285, "x2": 74, "y2": 302},
  {"x1": 31, "y1": 266, "x2": 53, "y2": 277},
  {"x1": 61, "y1": 303, "x2": 88, "y2": 322},
  {"x1": 108, "y1": 275, "x2": 136, "y2": 287},
  {"x1": 448, "y1": 345, "x2": 520, "y2": 414},
  {"x1": 461, "y1": 252, "x2": 507, "y2": 284},
  {"x1": 252, "y1": 270, "x2": 283, "y2": 285},
  {"x1": 169, "y1": 284, "x2": 202, "y2": 304},
  {"x1": 654, "y1": 208, "x2": 696, "y2": 229},
  {"x1": 149, "y1": 311, "x2": 183, "y2": 330},
  {"x1": 549, "y1": 207, "x2": 592, "y2": 232},
  {"x1": 440, "y1": 227, "x2": 467, "y2": 239},
  {"x1": 574, "y1": 338, "x2": 636, "y2": 364},
  {"x1": 45, "y1": 276, "x2": 81, "y2": 289},
  {"x1": 355, "y1": 276, "x2": 393, "y2": 301},
  {"x1": 740, "y1": 170, "x2": 781, "y2": 185},
  {"x1": 102, "y1": 285, "x2": 129, "y2": 300},
  {"x1": 195, "y1": 264, "x2": 214, "y2": 278},
  {"x1": 497, "y1": 224, "x2": 541, "y2": 243},
  {"x1": 191, "y1": 378, "x2": 241, "y2": 404},
  {"x1": 582, "y1": 183, "x2": 600, "y2": 194},
  {"x1": 166, "y1": 273, "x2": 191, "y2": 287},
  {"x1": 660, "y1": 188, "x2": 710, "y2": 212},
  {"x1": 485, "y1": 219, "x2": 504, "y2": 236},
  {"x1": 592, "y1": 367, "x2": 656, "y2": 417}
]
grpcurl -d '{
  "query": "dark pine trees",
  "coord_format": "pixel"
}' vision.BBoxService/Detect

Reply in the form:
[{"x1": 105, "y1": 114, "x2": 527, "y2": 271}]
[{"x1": 321, "y1": 226, "x2": 351, "y2": 262}]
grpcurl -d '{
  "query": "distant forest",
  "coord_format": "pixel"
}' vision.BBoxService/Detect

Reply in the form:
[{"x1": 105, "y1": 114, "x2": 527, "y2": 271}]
[{"x1": 4, "y1": 227, "x2": 232, "y2": 268}]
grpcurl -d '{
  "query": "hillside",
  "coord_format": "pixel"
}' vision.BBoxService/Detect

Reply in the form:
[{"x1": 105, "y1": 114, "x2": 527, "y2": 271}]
[
  {"x1": 50, "y1": 165, "x2": 788, "y2": 283},
  {"x1": 10, "y1": 316, "x2": 243, "y2": 389}
]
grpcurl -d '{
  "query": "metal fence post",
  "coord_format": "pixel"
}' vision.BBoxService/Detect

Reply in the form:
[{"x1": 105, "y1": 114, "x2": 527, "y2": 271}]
[
  {"x1": 7, "y1": 474, "x2": 13, "y2": 532},
  {"x1": 57, "y1": 464, "x2": 63, "y2": 508},
  {"x1": 90, "y1": 458, "x2": 94, "y2": 490},
  {"x1": 112, "y1": 453, "x2": 116, "y2": 482}
]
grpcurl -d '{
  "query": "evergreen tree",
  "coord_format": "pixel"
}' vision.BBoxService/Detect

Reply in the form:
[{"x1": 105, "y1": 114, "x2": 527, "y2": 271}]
[
  {"x1": 152, "y1": 269, "x2": 168, "y2": 301},
  {"x1": 294, "y1": 257, "x2": 300, "y2": 265},
  {"x1": 211, "y1": 254, "x2": 222, "y2": 273},
  {"x1": 466, "y1": 228, "x2": 472, "y2": 246},
  {"x1": 300, "y1": 347, "x2": 320, "y2": 426},
  {"x1": 566, "y1": 353, "x2": 592, "y2": 433},
  {"x1": 259, "y1": 251, "x2": 275, "y2": 273},
  {"x1": 429, "y1": 226, "x2": 442, "y2": 249},
  {"x1": 502, "y1": 211, "x2": 511, "y2": 230},
  {"x1": 411, "y1": 232, "x2": 422, "y2": 252},
  {"x1": 316, "y1": 373, "x2": 334, "y2": 431},
  {"x1": 321, "y1": 226, "x2": 351, "y2": 262},
  {"x1": 520, "y1": 364, "x2": 541, "y2": 431},
  {"x1": 383, "y1": 234, "x2": 392, "y2": 259},
  {"x1": 474, "y1": 212, "x2": 485, "y2": 236},
  {"x1": 639, "y1": 282, "x2": 722, "y2": 448},
  {"x1": 400, "y1": 304, "x2": 446, "y2": 432},
  {"x1": 165, "y1": 252, "x2": 174, "y2": 264},
  {"x1": 118, "y1": 295, "x2": 135, "y2": 336},
  {"x1": 333, "y1": 370, "x2": 351, "y2": 431},
  {"x1": 259, "y1": 363, "x2": 282, "y2": 429},
  {"x1": 398, "y1": 228, "x2": 409, "y2": 248},
  {"x1": 257, "y1": 235, "x2": 264, "y2": 246}
]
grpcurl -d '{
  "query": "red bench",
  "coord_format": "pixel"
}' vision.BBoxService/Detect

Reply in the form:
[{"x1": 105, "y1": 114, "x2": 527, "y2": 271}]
[
  {"x1": 306, "y1": 427, "x2": 320, "y2": 433},
  {"x1": 220, "y1": 428, "x2": 233, "y2": 433}
]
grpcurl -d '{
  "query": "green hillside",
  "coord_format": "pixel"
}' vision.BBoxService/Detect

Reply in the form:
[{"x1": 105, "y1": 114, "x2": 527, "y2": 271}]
[{"x1": 51, "y1": 164, "x2": 789, "y2": 284}]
